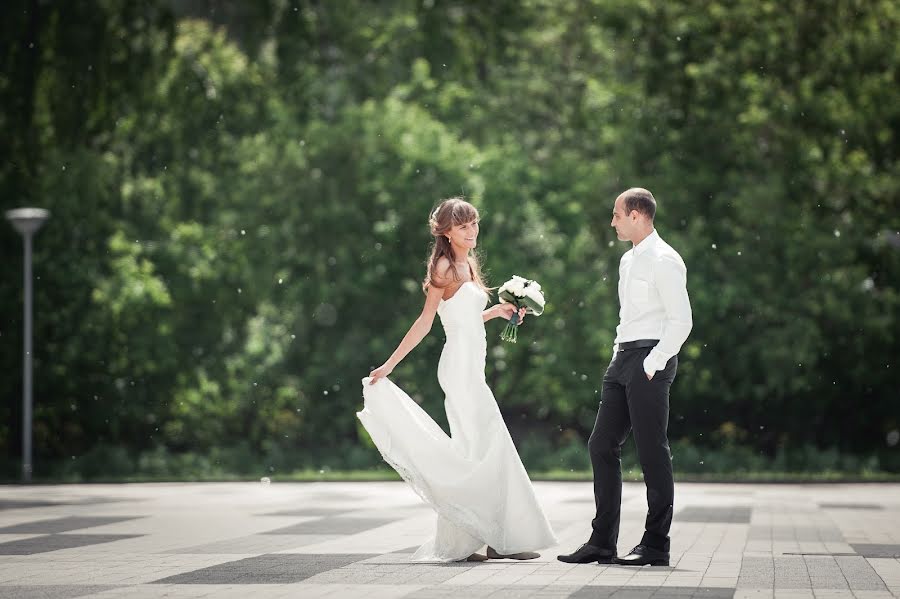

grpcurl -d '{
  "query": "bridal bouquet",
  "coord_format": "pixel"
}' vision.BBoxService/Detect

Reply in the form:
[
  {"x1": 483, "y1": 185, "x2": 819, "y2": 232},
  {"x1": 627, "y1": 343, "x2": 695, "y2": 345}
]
[{"x1": 498, "y1": 275, "x2": 546, "y2": 343}]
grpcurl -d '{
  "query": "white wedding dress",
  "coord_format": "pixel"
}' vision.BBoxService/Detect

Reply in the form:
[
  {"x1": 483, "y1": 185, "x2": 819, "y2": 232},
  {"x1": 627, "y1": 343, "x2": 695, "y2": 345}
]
[{"x1": 357, "y1": 281, "x2": 557, "y2": 562}]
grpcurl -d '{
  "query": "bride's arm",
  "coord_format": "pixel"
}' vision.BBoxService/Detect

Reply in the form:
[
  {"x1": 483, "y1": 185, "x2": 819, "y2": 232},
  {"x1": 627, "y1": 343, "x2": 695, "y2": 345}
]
[
  {"x1": 367, "y1": 284, "x2": 445, "y2": 385},
  {"x1": 484, "y1": 302, "x2": 526, "y2": 323}
]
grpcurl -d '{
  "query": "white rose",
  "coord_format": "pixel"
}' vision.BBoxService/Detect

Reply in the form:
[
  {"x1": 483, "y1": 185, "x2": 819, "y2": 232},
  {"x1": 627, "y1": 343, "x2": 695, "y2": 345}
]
[{"x1": 523, "y1": 286, "x2": 545, "y2": 307}]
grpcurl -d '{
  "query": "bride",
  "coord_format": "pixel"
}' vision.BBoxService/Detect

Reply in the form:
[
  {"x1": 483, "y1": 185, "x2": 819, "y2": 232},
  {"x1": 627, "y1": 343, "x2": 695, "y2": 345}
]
[{"x1": 358, "y1": 197, "x2": 557, "y2": 562}]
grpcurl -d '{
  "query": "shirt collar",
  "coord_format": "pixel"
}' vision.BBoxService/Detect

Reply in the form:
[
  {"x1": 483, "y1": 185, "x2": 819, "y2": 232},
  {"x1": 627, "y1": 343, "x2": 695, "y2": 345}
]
[{"x1": 632, "y1": 229, "x2": 658, "y2": 256}]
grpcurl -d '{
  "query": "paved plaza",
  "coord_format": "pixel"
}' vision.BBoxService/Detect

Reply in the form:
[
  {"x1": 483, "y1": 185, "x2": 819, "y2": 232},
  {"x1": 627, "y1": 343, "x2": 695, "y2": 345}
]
[{"x1": 0, "y1": 481, "x2": 898, "y2": 598}]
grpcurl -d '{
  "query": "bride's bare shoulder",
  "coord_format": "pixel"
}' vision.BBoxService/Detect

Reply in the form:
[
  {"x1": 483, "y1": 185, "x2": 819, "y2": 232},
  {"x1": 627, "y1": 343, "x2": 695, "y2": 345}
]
[{"x1": 432, "y1": 256, "x2": 453, "y2": 288}]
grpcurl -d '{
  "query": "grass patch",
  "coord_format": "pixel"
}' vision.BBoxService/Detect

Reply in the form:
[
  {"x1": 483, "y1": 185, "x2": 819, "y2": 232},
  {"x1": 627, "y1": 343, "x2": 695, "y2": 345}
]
[
  {"x1": 2, "y1": 440, "x2": 898, "y2": 484},
  {"x1": 5, "y1": 468, "x2": 900, "y2": 484}
]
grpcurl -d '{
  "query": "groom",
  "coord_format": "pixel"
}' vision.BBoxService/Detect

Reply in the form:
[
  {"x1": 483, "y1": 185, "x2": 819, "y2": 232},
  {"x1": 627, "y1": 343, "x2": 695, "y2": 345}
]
[{"x1": 559, "y1": 188, "x2": 693, "y2": 567}]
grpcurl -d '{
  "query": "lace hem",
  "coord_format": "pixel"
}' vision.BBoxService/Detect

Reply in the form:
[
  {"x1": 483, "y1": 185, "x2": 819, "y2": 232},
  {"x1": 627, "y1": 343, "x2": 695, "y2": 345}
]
[
  {"x1": 357, "y1": 377, "x2": 558, "y2": 560},
  {"x1": 370, "y1": 439, "x2": 501, "y2": 560},
  {"x1": 366, "y1": 433, "x2": 557, "y2": 560}
]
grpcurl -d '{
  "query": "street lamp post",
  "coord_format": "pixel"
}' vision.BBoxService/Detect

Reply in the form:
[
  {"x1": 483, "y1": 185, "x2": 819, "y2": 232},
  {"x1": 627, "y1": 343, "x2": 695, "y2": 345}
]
[{"x1": 5, "y1": 207, "x2": 49, "y2": 483}]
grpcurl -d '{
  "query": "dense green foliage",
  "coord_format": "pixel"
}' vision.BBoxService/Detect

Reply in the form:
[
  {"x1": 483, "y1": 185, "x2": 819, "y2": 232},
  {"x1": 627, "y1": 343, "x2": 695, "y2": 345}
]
[{"x1": 2, "y1": 0, "x2": 898, "y2": 480}]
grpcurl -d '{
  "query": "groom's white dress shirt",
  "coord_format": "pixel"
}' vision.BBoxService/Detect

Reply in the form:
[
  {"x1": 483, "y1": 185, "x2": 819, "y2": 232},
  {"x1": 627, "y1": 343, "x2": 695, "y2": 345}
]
[{"x1": 613, "y1": 229, "x2": 693, "y2": 377}]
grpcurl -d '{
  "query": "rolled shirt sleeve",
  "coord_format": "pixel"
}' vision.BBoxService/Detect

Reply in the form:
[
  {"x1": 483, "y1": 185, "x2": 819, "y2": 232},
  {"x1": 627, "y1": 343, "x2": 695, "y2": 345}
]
[{"x1": 643, "y1": 255, "x2": 693, "y2": 377}]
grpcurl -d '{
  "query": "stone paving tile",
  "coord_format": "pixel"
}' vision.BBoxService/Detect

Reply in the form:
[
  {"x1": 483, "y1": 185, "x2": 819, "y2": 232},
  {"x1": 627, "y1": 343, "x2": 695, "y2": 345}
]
[
  {"x1": 804, "y1": 556, "x2": 850, "y2": 589},
  {"x1": 570, "y1": 585, "x2": 736, "y2": 598},
  {"x1": 833, "y1": 556, "x2": 888, "y2": 591},
  {"x1": 0, "y1": 516, "x2": 143, "y2": 535},
  {"x1": 0, "y1": 497, "x2": 137, "y2": 512},
  {"x1": 151, "y1": 553, "x2": 376, "y2": 584},
  {"x1": 81, "y1": 587, "x2": 186, "y2": 598},
  {"x1": 301, "y1": 490, "x2": 368, "y2": 503},
  {"x1": 261, "y1": 516, "x2": 394, "y2": 535},
  {"x1": 738, "y1": 556, "x2": 775, "y2": 589},
  {"x1": 0, "y1": 534, "x2": 143, "y2": 555},
  {"x1": 405, "y1": 585, "x2": 547, "y2": 598},
  {"x1": 0, "y1": 585, "x2": 124, "y2": 598},
  {"x1": 677, "y1": 507, "x2": 753, "y2": 524},
  {"x1": 867, "y1": 559, "x2": 900, "y2": 588},
  {"x1": 0, "y1": 500, "x2": 65, "y2": 511},
  {"x1": 808, "y1": 591, "x2": 855, "y2": 599},
  {"x1": 849, "y1": 545, "x2": 900, "y2": 558},
  {"x1": 258, "y1": 507, "x2": 353, "y2": 517},
  {"x1": 773, "y1": 556, "x2": 811, "y2": 589},
  {"x1": 750, "y1": 527, "x2": 845, "y2": 543},
  {"x1": 0, "y1": 482, "x2": 898, "y2": 598},
  {"x1": 163, "y1": 533, "x2": 338, "y2": 554}
]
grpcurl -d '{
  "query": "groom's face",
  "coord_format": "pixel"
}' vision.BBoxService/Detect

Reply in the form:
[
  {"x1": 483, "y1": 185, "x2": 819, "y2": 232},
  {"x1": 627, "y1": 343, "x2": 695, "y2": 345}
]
[{"x1": 611, "y1": 195, "x2": 634, "y2": 241}]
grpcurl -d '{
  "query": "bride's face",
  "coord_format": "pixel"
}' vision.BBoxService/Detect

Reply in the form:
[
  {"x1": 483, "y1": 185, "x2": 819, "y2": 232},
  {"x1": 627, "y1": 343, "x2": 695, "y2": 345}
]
[{"x1": 447, "y1": 219, "x2": 479, "y2": 251}]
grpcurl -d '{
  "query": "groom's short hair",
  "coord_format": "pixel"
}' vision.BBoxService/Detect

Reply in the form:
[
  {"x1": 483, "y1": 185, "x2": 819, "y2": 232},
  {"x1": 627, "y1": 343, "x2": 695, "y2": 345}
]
[{"x1": 621, "y1": 188, "x2": 656, "y2": 221}]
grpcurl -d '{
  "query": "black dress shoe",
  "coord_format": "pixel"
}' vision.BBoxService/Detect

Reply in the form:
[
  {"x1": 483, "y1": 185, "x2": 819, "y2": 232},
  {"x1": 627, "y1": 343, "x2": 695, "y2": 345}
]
[
  {"x1": 612, "y1": 544, "x2": 670, "y2": 566},
  {"x1": 557, "y1": 543, "x2": 616, "y2": 564}
]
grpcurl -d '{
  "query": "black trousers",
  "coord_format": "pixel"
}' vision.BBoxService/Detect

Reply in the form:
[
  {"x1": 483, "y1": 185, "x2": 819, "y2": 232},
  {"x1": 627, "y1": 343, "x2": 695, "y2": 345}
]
[{"x1": 587, "y1": 345, "x2": 678, "y2": 553}]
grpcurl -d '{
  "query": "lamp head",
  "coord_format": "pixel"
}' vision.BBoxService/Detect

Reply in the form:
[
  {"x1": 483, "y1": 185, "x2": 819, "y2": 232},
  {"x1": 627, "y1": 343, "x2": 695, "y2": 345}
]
[{"x1": 5, "y1": 208, "x2": 50, "y2": 235}]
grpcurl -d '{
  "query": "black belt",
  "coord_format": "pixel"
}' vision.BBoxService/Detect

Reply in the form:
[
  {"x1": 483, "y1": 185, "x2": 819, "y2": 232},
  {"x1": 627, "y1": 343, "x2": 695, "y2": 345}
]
[{"x1": 618, "y1": 339, "x2": 659, "y2": 351}]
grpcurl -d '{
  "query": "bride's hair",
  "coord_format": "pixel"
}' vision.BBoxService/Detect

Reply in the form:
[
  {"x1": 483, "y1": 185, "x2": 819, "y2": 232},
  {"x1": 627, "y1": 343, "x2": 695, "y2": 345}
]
[{"x1": 422, "y1": 197, "x2": 491, "y2": 295}]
